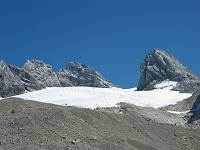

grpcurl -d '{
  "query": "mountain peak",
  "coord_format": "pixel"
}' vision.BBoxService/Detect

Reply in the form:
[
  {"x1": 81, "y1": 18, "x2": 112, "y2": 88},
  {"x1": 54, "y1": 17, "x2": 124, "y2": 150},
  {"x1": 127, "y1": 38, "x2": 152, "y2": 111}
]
[
  {"x1": 23, "y1": 59, "x2": 52, "y2": 70},
  {"x1": 57, "y1": 61, "x2": 115, "y2": 88},
  {"x1": 67, "y1": 61, "x2": 95, "y2": 71},
  {"x1": 0, "y1": 58, "x2": 116, "y2": 97},
  {"x1": 137, "y1": 49, "x2": 199, "y2": 91},
  {"x1": 68, "y1": 61, "x2": 81, "y2": 66}
]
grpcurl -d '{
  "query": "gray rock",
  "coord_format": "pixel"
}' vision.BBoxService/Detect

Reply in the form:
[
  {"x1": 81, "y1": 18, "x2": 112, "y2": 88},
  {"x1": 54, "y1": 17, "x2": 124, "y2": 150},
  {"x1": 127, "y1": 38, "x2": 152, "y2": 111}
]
[
  {"x1": 0, "y1": 60, "x2": 25, "y2": 97},
  {"x1": 183, "y1": 90, "x2": 200, "y2": 124},
  {"x1": 173, "y1": 81, "x2": 200, "y2": 93},
  {"x1": 22, "y1": 60, "x2": 61, "y2": 88},
  {"x1": 0, "y1": 60, "x2": 115, "y2": 97},
  {"x1": 57, "y1": 61, "x2": 114, "y2": 88},
  {"x1": 137, "y1": 49, "x2": 200, "y2": 92},
  {"x1": 9, "y1": 65, "x2": 43, "y2": 91},
  {"x1": 191, "y1": 90, "x2": 200, "y2": 111},
  {"x1": 1, "y1": 98, "x2": 200, "y2": 150}
]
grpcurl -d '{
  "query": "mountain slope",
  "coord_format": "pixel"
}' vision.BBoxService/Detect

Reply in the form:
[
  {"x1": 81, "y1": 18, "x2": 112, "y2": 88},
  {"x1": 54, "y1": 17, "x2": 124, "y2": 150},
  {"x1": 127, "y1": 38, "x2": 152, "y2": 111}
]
[
  {"x1": 0, "y1": 60, "x2": 25, "y2": 97},
  {"x1": 22, "y1": 60, "x2": 61, "y2": 87},
  {"x1": 0, "y1": 98, "x2": 200, "y2": 150},
  {"x1": 137, "y1": 49, "x2": 200, "y2": 92},
  {"x1": 57, "y1": 61, "x2": 114, "y2": 88},
  {"x1": 0, "y1": 60, "x2": 115, "y2": 97}
]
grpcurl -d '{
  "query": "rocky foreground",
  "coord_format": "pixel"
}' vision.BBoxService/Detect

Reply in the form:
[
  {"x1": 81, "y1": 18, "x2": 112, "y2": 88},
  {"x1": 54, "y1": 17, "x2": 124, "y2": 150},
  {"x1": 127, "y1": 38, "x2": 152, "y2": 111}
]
[{"x1": 0, "y1": 98, "x2": 200, "y2": 150}]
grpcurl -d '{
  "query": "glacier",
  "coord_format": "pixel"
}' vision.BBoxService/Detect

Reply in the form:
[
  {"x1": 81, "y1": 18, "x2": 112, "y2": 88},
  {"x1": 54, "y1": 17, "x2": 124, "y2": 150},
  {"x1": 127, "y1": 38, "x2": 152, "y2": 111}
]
[{"x1": 13, "y1": 80, "x2": 192, "y2": 109}]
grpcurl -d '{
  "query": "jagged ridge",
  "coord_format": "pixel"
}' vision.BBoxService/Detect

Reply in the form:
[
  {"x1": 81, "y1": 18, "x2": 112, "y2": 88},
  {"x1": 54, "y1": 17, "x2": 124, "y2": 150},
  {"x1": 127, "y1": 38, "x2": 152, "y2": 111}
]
[{"x1": 0, "y1": 60, "x2": 115, "y2": 97}]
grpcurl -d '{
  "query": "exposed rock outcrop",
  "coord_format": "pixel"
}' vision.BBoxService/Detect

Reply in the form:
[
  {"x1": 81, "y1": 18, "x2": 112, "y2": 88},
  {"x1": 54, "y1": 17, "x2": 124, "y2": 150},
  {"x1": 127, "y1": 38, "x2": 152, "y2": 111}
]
[
  {"x1": 182, "y1": 90, "x2": 200, "y2": 124},
  {"x1": 57, "y1": 61, "x2": 114, "y2": 88},
  {"x1": 0, "y1": 60, "x2": 115, "y2": 97},
  {"x1": 8, "y1": 64, "x2": 43, "y2": 91},
  {"x1": 191, "y1": 90, "x2": 200, "y2": 111},
  {"x1": 22, "y1": 60, "x2": 61, "y2": 88},
  {"x1": 0, "y1": 60, "x2": 25, "y2": 97},
  {"x1": 137, "y1": 49, "x2": 200, "y2": 92}
]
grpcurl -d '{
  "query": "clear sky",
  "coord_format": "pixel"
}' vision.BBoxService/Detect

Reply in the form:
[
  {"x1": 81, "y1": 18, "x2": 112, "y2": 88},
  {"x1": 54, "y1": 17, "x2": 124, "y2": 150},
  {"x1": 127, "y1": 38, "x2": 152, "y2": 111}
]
[{"x1": 0, "y1": 0, "x2": 200, "y2": 88}]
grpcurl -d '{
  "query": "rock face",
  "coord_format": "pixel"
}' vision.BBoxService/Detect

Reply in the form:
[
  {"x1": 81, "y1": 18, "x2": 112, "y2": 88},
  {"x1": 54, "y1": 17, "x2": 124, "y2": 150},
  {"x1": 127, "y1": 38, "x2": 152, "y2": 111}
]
[
  {"x1": 0, "y1": 60, "x2": 25, "y2": 97},
  {"x1": 185, "y1": 90, "x2": 200, "y2": 124},
  {"x1": 9, "y1": 64, "x2": 44, "y2": 91},
  {"x1": 0, "y1": 60, "x2": 114, "y2": 97},
  {"x1": 22, "y1": 60, "x2": 61, "y2": 88},
  {"x1": 137, "y1": 49, "x2": 200, "y2": 92},
  {"x1": 191, "y1": 91, "x2": 200, "y2": 111},
  {"x1": 57, "y1": 61, "x2": 114, "y2": 88}
]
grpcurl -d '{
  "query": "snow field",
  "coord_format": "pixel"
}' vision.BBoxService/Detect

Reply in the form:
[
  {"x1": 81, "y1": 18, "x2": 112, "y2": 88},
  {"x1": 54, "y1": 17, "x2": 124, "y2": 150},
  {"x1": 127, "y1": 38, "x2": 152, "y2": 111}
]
[{"x1": 14, "y1": 82, "x2": 192, "y2": 109}]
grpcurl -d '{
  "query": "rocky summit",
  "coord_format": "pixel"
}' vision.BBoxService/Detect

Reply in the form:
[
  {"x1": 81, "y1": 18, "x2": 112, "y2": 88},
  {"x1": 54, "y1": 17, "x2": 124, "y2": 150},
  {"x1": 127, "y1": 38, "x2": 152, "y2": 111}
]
[
  {"x1": 57, "y1": 61, "x2": 114, "y2": 88},
  {"x1": 137, "y1": 49, "x2": 200, "y2": 92},
  {"x1": 22, "y1": 60, "x2": 61, "y2": 88},
  {"x1": 0, "y1": 60, "x2": 114, "y2": 98}
]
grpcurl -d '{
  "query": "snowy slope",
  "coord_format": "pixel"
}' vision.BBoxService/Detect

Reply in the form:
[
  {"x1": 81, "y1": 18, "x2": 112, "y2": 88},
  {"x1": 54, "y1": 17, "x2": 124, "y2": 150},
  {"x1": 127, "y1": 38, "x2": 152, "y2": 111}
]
[
  {"x1": 154, "y1": 80, "x2": 177, "y2": 90},
  {"x1": 14, "y1": 80, "x2": 192, "y2": 109}
]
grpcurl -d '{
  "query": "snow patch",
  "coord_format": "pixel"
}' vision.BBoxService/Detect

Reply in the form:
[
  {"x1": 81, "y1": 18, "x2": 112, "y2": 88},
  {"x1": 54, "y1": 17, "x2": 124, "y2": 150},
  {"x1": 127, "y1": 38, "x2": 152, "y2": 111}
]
[
  {"x1": 155, "y1": 80, "x2": 177, "y2": 90},
  {"x1": 13, "y1": 86, "x2": 192, "y2": 109},
  {"x1": 167, "y1": 110, "x2": 190, "y2": 114}
]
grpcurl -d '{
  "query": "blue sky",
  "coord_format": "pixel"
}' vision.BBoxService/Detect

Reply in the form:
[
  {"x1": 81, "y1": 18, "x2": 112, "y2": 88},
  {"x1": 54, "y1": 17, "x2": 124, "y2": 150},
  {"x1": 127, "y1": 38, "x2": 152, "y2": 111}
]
[{"x1": 0, "y1": 0, "x2": 200, "y2": 88}]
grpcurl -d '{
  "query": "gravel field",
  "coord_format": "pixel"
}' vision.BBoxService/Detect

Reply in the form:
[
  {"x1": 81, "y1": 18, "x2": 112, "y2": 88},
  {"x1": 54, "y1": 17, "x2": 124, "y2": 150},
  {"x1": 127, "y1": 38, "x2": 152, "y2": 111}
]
[{"x1": 0, "y1": 98, "x2": 200, "y2": 150}]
